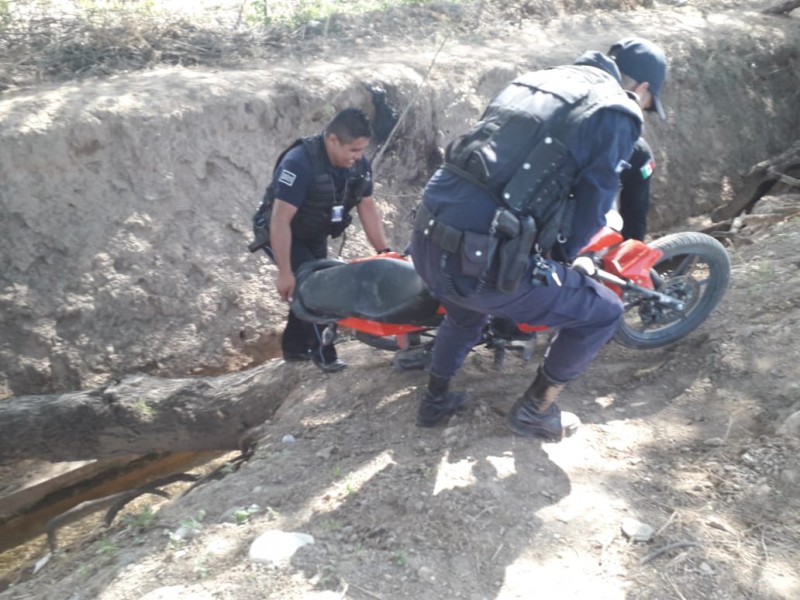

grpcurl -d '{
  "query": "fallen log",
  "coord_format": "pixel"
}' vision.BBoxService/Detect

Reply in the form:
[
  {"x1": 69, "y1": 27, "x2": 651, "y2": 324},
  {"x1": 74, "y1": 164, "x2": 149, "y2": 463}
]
[{"x1": 0, "y1": 361, "x2": 300, "y2": 463}]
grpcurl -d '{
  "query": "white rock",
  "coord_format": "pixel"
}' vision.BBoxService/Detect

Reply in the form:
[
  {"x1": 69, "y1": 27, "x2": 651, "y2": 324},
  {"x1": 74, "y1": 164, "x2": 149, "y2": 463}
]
[
  {"x1": 172, "y1": 526, "x2": 198, "y2": 540},
  {"x1": 282, "y1": 434, "x2": 297, "y2": 443},
  {"x1": 621, "y1": 517, "x2": 654, "y2": 542},
  {"x1": 249, "y1": 530, "x2": 314, "y2": 565}
]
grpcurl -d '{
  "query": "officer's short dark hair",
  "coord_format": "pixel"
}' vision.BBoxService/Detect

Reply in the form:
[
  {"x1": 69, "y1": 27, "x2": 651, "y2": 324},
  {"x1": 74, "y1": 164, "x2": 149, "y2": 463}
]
[{"x1": 325, "y1": 108, "x2": 372, "y2": 144}]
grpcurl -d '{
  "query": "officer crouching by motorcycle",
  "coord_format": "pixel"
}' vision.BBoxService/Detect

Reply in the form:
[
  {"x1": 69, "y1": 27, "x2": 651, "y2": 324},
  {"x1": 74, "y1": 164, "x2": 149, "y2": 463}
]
[{"x1": 409, "y1": 38, "x2": 668, "y2": 440}]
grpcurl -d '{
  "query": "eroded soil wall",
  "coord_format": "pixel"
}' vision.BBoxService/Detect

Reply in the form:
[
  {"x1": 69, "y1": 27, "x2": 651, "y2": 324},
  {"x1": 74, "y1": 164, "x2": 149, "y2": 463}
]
[{"x1": 1, "y1": 8, "x2": 798, "y2": 397}]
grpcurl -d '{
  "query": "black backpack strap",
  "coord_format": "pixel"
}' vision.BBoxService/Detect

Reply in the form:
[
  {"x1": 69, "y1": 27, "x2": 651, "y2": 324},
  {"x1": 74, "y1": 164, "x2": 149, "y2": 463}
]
[
  {"x1": 249, "y1": 137, "x2": 312, "y2": 253},
  {"x1": 299, "y1": 135, "x2": 327, "y2": 176}
]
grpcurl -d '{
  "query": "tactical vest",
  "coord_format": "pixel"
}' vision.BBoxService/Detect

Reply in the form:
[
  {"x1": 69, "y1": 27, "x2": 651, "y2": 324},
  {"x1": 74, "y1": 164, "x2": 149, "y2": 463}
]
[
  {"x1": 255, "y1": 134, "x2": 368, "y2": 243},
  {"x1": 444, "y1": 64, "x2": 643, "y2": 252}
]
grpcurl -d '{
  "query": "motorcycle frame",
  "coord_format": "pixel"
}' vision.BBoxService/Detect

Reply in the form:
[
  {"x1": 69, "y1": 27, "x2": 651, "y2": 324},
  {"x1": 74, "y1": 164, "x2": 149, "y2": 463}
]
[{"x1": 334, "y1": 227, "x2": 666, "y2": 343}]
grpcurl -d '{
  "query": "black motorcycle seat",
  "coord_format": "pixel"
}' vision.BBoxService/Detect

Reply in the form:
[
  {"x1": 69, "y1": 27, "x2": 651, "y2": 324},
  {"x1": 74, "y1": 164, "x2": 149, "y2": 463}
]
[{"x1": 292, "y1": 257, "x2": 441, "y2": 325}]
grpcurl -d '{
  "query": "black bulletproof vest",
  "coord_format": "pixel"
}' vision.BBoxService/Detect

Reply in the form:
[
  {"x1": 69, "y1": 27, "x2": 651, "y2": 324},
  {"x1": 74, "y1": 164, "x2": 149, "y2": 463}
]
[
  {"x1": 260, "y1": 134, "x2": 367, "y2": 242},
  {"x1": 445, "y1": 65, "x2": 642, "y2": 252}
]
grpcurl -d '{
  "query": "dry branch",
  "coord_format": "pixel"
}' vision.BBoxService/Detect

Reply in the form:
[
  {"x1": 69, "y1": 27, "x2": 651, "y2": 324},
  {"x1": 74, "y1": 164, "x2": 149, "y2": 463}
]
[
  {"x1": 712, "y1": 140, "x2": 800, "y2": 221},
  {"x1": 640, "y1": 540, "x2": 699, "y2": 564},
  {"x1": 0, "y1": 362, "x2": 300, "y2": 462}
]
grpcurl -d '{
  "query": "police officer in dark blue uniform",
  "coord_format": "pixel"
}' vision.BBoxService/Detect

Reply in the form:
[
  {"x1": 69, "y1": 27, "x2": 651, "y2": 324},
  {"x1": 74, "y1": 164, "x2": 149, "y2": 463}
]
[
  {"x1": 409, "y1": 38, "x2": 668, "y2": 440},
  {"x1": 610, "y1": 41, "x2": 663, "y2": 242},
  {"x1": 619, "y1": 136, "x2": 656, "y2": 240},
  {"x1": 253, "y1": 108, "x2": 390, "y2": 373}
]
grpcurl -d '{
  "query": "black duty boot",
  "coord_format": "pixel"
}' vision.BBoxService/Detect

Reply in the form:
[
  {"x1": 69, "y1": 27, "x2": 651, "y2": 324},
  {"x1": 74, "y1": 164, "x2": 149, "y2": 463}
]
[
  {"x1": 416, "y1": 373, "x2": 470, "y2": 427},
  {"x1": 505, "y1": 367, "x2": 580, "y2": 441}
]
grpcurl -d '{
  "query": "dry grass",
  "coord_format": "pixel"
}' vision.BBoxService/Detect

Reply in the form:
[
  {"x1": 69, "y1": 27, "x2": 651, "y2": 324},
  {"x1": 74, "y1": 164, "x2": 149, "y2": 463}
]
[{"x1": 0, "y1": 0, "x2": 653, "y2": 92}]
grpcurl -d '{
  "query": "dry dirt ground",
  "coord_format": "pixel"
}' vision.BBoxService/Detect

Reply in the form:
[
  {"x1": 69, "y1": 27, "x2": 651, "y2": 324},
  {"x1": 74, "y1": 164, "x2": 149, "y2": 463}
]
[
  {"x1": 5, "y1": 219, "x2": 800, "y2": 600},
  {"x1": 2, "y1": 1, "x2": 800, "y2": 599}
]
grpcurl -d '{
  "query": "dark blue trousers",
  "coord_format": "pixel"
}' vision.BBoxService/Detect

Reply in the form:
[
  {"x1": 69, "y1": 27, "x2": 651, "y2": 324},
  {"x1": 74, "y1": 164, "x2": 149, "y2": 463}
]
[
  {"x1": 265, "y1": 237, "x2": 337, "y2": 363},
  {"x1": 409, "y1": 231, "x2": 622, "y2": 384}
]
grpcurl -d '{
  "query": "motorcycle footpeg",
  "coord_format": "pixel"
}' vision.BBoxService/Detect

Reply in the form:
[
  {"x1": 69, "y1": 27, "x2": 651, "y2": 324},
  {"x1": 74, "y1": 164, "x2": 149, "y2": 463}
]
[{"x1": 493, "y1": 341, "x2": 506, "y2": 370}]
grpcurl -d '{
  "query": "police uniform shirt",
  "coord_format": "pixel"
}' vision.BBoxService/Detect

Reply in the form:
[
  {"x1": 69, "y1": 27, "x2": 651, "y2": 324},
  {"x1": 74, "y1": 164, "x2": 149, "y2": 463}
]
[
  {"x1": 271, "y1": 143, "x2": 374, "y2": 209},
  {"x1": 423, "y1": 107, "x2": 640, "y2": 260}
]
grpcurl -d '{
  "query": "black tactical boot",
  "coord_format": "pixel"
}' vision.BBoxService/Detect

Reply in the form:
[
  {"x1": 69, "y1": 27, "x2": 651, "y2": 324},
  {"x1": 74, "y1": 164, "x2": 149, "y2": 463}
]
[
  {"x1": 505, "y1": 367, "x2": 580, "y2": 441},
  {"x1": 416, "y1": 373, "x2": 470, "y2": 427}
]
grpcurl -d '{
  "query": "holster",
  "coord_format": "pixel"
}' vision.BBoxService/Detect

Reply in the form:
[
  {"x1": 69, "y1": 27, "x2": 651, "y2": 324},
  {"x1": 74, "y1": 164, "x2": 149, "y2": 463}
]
[
  {"x1": 496, "y1": 214, "x2": 537, "y2": 294},
  {"x1": 248, "y1": 201, "x2": 272, "y2": 253}
]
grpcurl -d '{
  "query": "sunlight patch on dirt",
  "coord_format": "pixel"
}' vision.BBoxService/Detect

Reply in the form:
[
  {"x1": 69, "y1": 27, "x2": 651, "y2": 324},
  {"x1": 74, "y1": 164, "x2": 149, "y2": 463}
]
[
  {"x1": 500, "y1": 553, "x2": 627, "y2": 600},
  {"x1": 308, "y1": 450, "x2": 395, "y2": 512},
  {"x1": 433, "y1": 453, "x2": 478, "y2": 494},
  {"x1": 485, "y1": 452, "x2": 517, "y2": 480},
  {"x1": 759, "y1": 559, "x2": 800, "y2": 598}
]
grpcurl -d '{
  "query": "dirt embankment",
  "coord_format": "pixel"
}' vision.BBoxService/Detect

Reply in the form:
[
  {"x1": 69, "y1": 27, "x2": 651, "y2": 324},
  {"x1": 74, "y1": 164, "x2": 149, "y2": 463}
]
[
  {"x1": 1, "y1": 2, "x2": 800, "y2": 600},
  {"x1": 1, "y1": 4, "x2": 799, "y2": 400}
]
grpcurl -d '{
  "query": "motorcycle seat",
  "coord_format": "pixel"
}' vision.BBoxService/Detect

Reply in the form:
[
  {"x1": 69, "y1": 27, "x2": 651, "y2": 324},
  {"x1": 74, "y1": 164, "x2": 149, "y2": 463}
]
[{"x1": 292, "y1": 257, "x2": 441, "y2": 325}]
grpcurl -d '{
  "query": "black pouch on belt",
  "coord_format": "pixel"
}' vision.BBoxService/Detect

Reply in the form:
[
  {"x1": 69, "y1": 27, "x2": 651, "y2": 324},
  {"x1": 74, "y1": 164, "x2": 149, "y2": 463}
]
[{"x1": 496, "y1": 214, "x2": 537, "y2": 294}]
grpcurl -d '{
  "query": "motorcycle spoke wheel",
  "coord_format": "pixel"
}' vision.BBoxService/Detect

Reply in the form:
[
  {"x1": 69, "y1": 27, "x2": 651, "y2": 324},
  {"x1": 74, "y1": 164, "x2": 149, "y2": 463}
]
[{"x1": 615, "y1": 232, "x2": 731, "y2": 349}]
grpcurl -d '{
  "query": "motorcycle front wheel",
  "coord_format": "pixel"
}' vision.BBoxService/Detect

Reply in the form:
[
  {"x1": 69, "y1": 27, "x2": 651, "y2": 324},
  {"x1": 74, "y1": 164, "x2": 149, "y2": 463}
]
[{"x1": 615, "y1": 231, "x2": 731, "y2": 349}]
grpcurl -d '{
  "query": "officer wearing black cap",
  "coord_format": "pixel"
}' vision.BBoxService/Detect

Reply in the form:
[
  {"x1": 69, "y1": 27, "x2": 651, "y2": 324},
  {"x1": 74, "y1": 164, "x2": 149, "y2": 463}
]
[
  {"x1": 409, "y1": 38, "x2": 668, "y2": 440},
  {"x1": 609, "y1": 38, "x2": 667, "y2": 242}
]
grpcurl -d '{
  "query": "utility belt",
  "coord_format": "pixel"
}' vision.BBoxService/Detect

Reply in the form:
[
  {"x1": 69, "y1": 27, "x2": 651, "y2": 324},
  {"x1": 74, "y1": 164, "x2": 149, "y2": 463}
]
[
  {"x1": 413, "y1": 203, "x2": 470, "y2": 253},
  {"x1": 413, "y1": 203, "x2": 541, "y2": 294}
]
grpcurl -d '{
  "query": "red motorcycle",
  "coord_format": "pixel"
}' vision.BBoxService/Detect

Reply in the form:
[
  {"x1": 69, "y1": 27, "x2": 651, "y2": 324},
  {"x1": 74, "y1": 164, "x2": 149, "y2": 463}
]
[{"x1": 291, "y1": 226, "x2": 731, "y2": 370}]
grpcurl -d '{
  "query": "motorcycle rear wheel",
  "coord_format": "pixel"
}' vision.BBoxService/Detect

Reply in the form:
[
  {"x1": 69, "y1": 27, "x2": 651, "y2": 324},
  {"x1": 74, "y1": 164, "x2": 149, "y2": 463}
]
[{"x1": 615, "y1": 231, "x2": 731, "y2": 349}]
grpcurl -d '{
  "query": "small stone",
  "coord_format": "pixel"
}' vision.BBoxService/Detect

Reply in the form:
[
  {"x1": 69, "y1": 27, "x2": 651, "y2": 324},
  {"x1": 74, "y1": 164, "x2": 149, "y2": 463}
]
[
  {"x1": 699, "y1": 562, "x2": 714, "y2": 575},
  {"x1": 704, "y1": 437, "x2": 725, "y2": 447},
  {"x1": 315, "y1": 446, "x2": 336, "y2": 459},
  {"x1": 418, "y1": 566, "x2": 434, "y2": 580},
  {"x1": 595, "y1": 396, "x2": 615, "y2": 409},
  {"x1": 172, "y1": 526, "x2": 197, "y2": 541},
  {"x1": 282, "y1": 434, "x2": 296, "y2": 444},
  {"x1": 621, "y1": 517, "x2": 654, "y2": 542},
  {"x1": 706, "y1": 516, "x2": 734, "y2": 533}
]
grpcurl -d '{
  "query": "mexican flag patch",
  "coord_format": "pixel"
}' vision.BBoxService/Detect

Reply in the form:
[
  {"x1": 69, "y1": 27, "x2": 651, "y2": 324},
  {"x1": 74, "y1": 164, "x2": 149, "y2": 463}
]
[{"x1": 640, "y1": 158, "x2": 655, "y2": 180}]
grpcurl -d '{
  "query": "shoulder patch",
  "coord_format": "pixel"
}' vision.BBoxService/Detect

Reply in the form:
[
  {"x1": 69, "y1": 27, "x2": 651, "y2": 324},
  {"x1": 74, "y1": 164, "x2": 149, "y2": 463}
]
[
  {"x1": 278, "y1": 169, "x2": 297, "y2": 186},
  {"x1": 640, "y1": 159, "x2": 655, "y2": 180}
]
